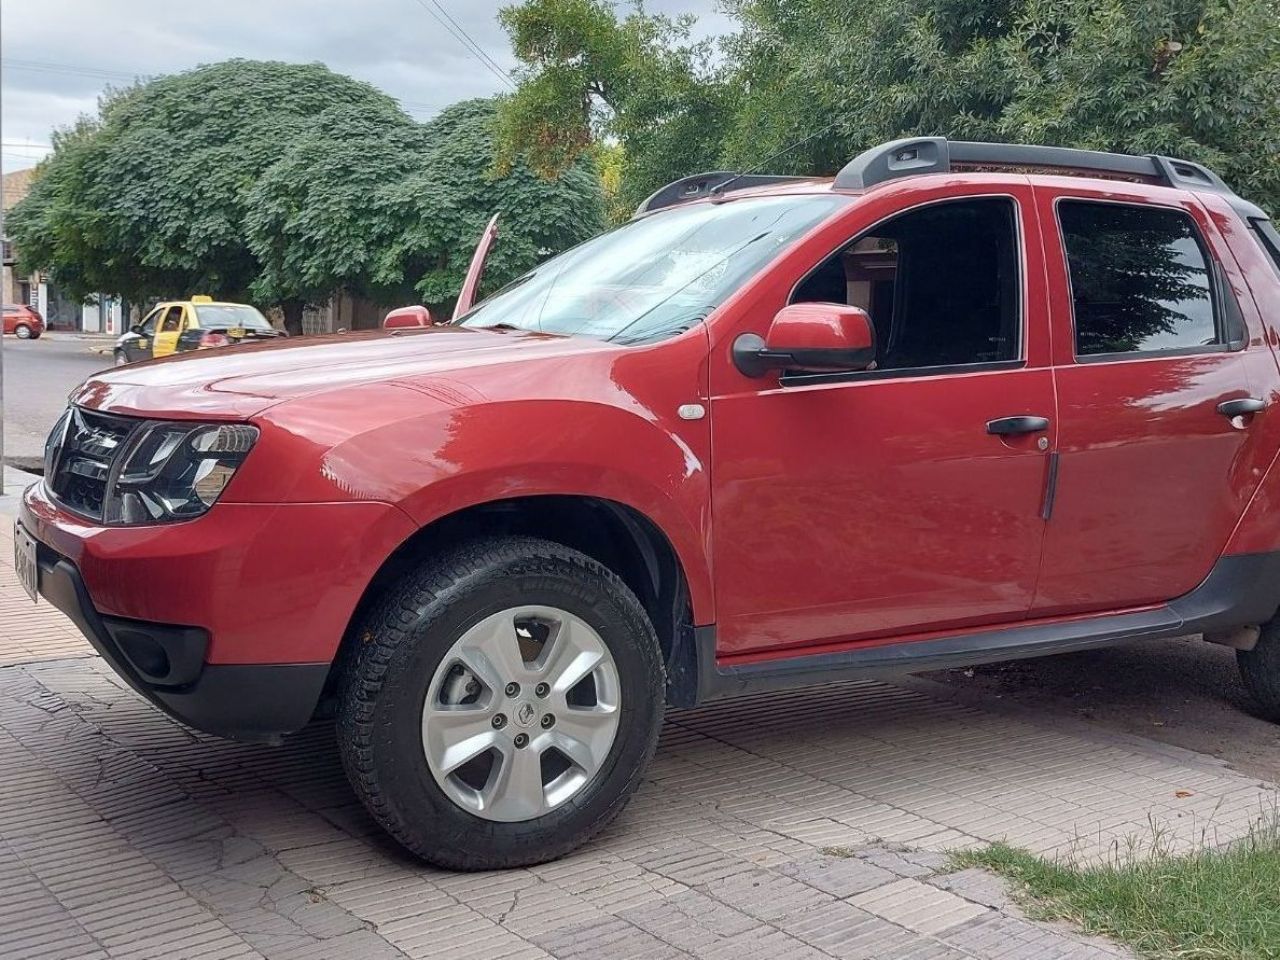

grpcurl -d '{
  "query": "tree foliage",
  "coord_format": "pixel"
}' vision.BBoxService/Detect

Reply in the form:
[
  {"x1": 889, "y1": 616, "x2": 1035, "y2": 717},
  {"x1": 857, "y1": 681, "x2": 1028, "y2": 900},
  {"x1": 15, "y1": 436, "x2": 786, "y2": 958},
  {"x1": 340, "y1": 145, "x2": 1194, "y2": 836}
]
[
  {"x1": 9, "y1": 60, "x2": 606, "y2": 329},
  {"x1": 497, "y1": 0, "x2": 1280, "y2": 218},
  {"x1": 495, "y1": 0, "x2": 733, "y2": 212},
  {"x1": 375, "y1": 99, "x2": 606, "y2": 307}
]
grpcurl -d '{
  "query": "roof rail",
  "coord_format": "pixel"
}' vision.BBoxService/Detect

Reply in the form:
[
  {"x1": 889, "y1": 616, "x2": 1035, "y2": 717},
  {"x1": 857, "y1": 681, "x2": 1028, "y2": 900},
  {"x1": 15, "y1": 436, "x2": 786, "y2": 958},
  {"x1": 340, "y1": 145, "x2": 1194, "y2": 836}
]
[
  {"x1": 634, "y1": 171, "x2": 813, "y2": 217},
  {"x1": 634, "y1": 139, "x2": 1262, "y2": 221},
  {"x1": 833, "y1": 136, "x2": 1236, "y2": 197}
]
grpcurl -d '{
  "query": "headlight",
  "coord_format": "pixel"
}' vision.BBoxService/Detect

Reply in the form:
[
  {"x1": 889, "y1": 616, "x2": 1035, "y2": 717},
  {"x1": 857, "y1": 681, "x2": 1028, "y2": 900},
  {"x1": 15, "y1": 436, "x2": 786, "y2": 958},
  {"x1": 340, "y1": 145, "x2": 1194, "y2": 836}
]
[{"x1": 103, "y1": 422, "x2": 259, "y2": 525}]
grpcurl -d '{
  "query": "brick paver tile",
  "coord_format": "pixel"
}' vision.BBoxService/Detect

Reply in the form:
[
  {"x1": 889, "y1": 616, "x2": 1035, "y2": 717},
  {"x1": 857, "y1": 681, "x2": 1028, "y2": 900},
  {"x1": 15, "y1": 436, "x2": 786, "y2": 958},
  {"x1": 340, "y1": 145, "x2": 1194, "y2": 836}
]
[
  {"x1": 850, "y1": 877, "x2": 992, "y2": 935},
  {"x1": 777, "y1": 852, "x2": 900, "y2": 898}
]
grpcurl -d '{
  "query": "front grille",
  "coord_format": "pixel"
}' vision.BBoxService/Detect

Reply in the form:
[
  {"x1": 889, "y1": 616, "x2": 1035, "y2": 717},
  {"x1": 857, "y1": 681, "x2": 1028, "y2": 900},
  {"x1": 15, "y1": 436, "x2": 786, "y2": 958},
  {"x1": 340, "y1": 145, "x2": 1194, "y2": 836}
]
[{"x1": 45, "y1": 408, "x2": 142, "y2": 520}]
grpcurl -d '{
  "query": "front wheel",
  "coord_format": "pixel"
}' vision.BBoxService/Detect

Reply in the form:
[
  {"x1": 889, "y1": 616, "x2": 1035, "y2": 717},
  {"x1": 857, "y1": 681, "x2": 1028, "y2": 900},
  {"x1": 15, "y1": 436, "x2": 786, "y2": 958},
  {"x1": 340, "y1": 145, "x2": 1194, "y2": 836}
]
[
  {"x1": 13, "y1": 324, "x2": 32, "y2": 339},
  {"x1": 337, "y1": 536, "x2": 665, "y2": 869}
]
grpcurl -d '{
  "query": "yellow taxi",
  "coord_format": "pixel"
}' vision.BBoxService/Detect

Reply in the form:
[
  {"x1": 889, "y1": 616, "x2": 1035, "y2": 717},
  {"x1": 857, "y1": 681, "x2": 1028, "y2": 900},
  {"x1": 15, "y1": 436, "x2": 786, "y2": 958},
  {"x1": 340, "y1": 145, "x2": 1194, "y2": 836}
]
[{"x1": 114, "y1": 296, "x2": 283, "y2": 365}]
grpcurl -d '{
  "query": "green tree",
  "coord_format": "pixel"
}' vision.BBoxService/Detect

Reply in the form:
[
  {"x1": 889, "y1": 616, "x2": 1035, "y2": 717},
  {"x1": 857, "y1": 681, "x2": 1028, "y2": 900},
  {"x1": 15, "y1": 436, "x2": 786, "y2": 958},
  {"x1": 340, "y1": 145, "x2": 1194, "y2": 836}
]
[
  {"x1": 495, "y1": 0, "x2": 733, "y2": 215},
  {"x1": 242, "y1": 100, "x2": 436, "y2": 330},
  {"x1": 372, "y1": 98, "x2": 607, "y2": 311},
  {"x1": 498, "y1": 0, "x2": 1280, "y2": 217},
  {"x1": 11, "y1": 61, "x2": 403, "y2": 328},
  {"x1": 10, "y1": 60, "x2": 607, "y2": 333}
]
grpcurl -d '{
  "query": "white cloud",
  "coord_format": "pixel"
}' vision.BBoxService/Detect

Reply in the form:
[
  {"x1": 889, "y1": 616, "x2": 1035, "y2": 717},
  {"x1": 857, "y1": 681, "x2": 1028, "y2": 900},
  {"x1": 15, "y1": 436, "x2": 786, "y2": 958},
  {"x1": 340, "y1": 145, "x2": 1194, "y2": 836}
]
[{"x1": 0, "y1": 0, "x2": 728, "y2": 173}]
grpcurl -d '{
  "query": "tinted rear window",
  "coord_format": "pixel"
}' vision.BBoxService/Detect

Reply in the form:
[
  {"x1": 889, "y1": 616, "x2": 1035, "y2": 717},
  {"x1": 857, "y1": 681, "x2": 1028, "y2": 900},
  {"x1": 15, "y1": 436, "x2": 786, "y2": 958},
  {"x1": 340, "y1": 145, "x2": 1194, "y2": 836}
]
[{"x1": 1059, "y1": 201, "x2": 1219, "y2": 357}]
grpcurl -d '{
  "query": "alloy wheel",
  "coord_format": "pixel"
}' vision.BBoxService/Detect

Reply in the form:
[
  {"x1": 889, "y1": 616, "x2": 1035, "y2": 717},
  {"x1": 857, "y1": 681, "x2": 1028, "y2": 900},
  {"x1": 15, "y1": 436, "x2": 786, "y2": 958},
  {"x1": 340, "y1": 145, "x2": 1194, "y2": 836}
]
[{"x1": 422, "y1": 605, "x2": 621, "y2": 822}]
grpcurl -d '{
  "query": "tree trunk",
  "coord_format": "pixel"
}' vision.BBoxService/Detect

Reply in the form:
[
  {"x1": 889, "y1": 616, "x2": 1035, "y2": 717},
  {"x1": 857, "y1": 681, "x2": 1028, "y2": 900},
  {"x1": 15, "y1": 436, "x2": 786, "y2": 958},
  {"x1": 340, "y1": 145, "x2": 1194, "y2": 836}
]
[{"x1": 281, "y1": 299, "x2": 305, "y2": 337}]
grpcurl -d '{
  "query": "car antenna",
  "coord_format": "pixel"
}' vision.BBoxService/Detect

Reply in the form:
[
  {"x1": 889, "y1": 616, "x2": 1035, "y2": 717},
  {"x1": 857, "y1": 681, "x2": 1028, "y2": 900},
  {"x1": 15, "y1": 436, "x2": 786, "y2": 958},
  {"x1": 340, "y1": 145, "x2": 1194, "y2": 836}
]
[{"x1": 710, "y1": 113, "x2": 854, "y2": 198}]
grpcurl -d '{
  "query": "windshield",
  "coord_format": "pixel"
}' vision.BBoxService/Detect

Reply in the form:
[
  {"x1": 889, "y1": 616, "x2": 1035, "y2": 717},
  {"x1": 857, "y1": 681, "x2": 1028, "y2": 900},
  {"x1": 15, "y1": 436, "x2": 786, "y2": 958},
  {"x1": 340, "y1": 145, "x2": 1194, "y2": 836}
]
[
  {"x1": 457, "y1": 194, "x2": 848, "y2": 345},
  {"x1": 195, "y1": 304, "x2": 273, "y2": 330}
]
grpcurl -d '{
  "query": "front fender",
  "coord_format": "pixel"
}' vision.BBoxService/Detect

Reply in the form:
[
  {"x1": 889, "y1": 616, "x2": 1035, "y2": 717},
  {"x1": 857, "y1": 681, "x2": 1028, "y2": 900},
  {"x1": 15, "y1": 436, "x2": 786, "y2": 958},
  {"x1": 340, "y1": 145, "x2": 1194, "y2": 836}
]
[{"x1": 231, "y1": 381, "x2": 714, "y2": 623}]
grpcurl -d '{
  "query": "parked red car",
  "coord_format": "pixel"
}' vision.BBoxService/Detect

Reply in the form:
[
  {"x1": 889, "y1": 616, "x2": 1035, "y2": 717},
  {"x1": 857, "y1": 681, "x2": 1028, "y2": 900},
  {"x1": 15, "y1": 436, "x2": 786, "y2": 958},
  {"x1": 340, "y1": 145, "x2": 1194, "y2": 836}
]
[
  {"x1": 17, "y1": 138, "x2": 1280, "y2": 870},
  {"x1": 3, "y1": 304, "x2": 44, "y2": 339}
]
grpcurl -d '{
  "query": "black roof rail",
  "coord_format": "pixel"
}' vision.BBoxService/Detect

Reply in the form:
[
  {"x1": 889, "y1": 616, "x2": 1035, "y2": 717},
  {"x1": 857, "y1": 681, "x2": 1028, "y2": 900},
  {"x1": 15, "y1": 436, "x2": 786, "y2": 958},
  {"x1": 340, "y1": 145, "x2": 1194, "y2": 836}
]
[
  {"x1": 833, "y1": 136, "x2": 1240, "y2": 198},
  {"x1": 634, "y1": 171, "x2": 813, "y2": 217},
  {"x1": 634, "y1": 139, "x2": 1265, "y2": 222}
]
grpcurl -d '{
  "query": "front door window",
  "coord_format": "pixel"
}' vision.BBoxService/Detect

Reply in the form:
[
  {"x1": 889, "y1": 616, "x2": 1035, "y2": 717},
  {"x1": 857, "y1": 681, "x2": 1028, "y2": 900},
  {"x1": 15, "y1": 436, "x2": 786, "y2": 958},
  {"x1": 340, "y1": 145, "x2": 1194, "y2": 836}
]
[{"x1": 793, "y1": 197, "x2": 1021, "y2": 372}]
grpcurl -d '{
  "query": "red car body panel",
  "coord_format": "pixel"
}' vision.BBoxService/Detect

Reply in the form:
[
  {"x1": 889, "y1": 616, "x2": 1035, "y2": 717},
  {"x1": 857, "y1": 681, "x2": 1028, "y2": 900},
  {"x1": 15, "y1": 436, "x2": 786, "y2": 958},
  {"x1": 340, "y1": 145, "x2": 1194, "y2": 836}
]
[
  {"x1": 21, "y1": 480, "x2": 416, "y2": 664},
  {"x1": 1028, "y1": 180, "x2": 1280, "y2": 616},
  {"x1": 68, "y1": 322, "x2": 719, "y2": 627},
  {"x1": 707, "y1": 178, "x2": 1059, "y2": 653},
  {"x1": 21, "y1": 167, "x2": 1280, "y2": 710}
]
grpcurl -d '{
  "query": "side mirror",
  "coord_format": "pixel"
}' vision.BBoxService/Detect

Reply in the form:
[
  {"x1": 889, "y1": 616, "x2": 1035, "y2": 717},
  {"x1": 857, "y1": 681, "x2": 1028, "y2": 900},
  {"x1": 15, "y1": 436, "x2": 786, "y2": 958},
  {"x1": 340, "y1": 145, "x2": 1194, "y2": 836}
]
[
  {"x1": 129, "y1": 324, "x2": 144, "y2": 336},
  {"x1": 732, "y1": 303, "x2": 876, "y2": 378},
  {"x1": 383, "y1": 305, "x2": 436, "y2": 329}
]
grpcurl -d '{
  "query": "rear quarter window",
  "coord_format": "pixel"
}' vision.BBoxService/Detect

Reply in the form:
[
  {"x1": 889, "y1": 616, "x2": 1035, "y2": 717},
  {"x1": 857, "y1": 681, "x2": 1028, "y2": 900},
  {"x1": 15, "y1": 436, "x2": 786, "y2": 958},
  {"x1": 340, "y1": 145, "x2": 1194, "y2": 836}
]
[{"x1": 1250, "y1": 218, "x2": 1280, "y2": 278}]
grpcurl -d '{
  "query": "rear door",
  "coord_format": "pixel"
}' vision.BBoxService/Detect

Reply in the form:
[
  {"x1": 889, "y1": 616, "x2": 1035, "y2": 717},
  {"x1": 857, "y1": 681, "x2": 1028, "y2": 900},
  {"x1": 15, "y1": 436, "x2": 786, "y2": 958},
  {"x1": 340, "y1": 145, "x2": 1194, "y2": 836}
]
[{"x1": 1032, "y1": 184, "x2": 1274, "y2": 615}]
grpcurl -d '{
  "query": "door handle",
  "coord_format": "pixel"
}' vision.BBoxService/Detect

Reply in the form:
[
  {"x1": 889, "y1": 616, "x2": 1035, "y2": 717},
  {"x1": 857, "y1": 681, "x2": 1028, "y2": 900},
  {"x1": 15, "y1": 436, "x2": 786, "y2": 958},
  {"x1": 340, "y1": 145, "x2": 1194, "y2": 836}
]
[
  {"x1": 986, "y1": 415, "x2": 1050, "y2": 436},
  {"x1": 1217, "y1": 397, "x2": 1266, "y2": 418}
]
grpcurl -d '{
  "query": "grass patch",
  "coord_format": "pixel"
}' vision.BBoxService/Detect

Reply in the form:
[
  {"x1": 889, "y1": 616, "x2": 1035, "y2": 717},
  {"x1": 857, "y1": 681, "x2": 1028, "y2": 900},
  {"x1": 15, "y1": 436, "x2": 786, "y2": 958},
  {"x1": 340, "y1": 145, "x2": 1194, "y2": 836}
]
[{"x1": 954, "y1": 819, "x2": 1280, "y2": 960}]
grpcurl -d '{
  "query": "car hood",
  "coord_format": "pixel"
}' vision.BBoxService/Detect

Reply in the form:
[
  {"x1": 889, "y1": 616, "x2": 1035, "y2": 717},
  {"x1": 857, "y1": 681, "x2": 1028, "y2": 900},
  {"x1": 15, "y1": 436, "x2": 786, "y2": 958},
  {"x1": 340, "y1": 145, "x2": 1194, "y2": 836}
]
[{"x1": 73, "y1": 326, "x2": 615, "y2": 419}]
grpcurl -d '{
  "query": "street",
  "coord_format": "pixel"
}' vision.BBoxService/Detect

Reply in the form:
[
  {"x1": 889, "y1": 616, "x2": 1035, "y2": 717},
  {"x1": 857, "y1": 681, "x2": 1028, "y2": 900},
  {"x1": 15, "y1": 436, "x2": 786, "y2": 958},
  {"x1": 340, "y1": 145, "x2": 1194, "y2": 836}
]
[{"x1": 1, "y1": 333, "x2": 110, "y2": 469}]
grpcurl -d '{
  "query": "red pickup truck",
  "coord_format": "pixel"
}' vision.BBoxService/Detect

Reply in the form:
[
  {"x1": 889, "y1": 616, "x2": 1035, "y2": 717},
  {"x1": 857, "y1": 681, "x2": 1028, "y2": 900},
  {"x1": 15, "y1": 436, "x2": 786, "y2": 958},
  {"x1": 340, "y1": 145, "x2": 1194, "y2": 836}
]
[{"x1": 17, "y1": 138, "x2": 1280, "y2": 870}]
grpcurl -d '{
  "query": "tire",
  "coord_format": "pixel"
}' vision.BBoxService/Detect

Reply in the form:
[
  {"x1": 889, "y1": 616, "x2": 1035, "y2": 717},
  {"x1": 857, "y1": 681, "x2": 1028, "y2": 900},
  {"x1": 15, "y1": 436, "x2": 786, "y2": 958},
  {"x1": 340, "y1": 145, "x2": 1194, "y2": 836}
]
[
  {"x1": 337, "y1": 536, "x2": 665, "y2": 870},
  {"x1": 13, "y1": 324, "x2": 32, "y2": 339},
  {"x1": 1238, "y1": 618, "x2": 1280, "y2": 721}
]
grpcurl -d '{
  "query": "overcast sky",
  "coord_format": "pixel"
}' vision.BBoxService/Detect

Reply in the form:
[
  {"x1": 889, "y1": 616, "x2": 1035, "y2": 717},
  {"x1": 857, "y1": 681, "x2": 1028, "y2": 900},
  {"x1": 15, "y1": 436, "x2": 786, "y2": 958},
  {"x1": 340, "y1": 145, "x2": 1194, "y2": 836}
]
[{"x1": 1, "y1": 0, "x2": 728, "y2": 173}]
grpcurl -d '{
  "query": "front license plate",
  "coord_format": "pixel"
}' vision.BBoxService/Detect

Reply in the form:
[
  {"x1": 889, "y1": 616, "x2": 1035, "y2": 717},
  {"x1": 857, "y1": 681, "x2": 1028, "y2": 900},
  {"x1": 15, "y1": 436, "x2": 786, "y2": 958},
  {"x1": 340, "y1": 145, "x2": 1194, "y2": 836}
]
[{"x1": 14, "y1": 522, "x2": 39, "y2": 603}]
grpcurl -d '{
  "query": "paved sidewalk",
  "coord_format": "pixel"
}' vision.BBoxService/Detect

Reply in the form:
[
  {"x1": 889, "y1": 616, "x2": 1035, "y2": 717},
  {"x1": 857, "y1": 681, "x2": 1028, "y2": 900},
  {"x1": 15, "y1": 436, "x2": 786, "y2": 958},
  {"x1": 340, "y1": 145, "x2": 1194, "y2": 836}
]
[{"x1": 1, "y1": 513, "x2": 1275, "y2": 959}]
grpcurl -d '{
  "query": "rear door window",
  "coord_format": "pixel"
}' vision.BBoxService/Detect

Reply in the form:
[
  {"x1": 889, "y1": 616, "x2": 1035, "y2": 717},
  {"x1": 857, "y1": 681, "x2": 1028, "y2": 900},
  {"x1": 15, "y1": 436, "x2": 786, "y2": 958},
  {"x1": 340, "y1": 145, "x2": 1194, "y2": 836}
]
[{"x1": 1058, "y1": 201, "x2": 1221, "y2": 357}]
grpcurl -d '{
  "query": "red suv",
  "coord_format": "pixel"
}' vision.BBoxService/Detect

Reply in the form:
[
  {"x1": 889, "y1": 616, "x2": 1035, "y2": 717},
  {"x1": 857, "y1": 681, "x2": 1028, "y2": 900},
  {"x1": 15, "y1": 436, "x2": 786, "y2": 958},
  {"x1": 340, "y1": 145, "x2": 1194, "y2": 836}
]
[
  {"x1": 17, "y1": 138, "x2": 1280, "y2": 870},
  {"x1": 3, "y1": 304, "x2": 44, "y2": 339}
]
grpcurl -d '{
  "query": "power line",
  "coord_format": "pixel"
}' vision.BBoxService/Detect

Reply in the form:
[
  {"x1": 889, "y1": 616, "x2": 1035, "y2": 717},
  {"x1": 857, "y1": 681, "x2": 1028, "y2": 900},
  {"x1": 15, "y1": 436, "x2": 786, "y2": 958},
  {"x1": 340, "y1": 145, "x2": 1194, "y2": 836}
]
[
  {"x1": 420, "y1": 0, "x2": 515, "y2": 86},
  {"x1": 1, "y1": 58, "x2": 139, "y2": 83},
  {"x1": 406, "y1": 0, "x2": 516, "y2": 90}
]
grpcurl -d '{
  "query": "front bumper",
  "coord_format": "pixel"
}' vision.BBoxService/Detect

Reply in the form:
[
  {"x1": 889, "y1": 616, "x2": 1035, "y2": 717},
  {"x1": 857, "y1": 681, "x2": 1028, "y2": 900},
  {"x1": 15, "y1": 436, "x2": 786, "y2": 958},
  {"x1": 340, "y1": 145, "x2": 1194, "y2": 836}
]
[
  {"x1": 34, "y1": 544, "x2": 328, "y2": 741},
  {"x1": 19, "y1": 479, "x2": 417, "y2": 740}
]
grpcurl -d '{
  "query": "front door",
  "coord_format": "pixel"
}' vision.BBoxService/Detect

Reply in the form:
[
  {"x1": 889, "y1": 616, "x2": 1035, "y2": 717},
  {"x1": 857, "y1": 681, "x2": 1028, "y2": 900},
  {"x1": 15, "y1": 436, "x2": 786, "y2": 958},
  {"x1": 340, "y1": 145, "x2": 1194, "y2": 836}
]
[
  {"x1": 1032, "y1": 188, "x2": 1275, "y2": 615},
  {"x1": 710, "y1": 187, "x2": 1057, "y2": 657},
  {"x1": 151, "y1": 304, "x2": 187, "y2": 358},
  {"x1": 122, "y1": 307, "x2": 162, "y2": 362}
]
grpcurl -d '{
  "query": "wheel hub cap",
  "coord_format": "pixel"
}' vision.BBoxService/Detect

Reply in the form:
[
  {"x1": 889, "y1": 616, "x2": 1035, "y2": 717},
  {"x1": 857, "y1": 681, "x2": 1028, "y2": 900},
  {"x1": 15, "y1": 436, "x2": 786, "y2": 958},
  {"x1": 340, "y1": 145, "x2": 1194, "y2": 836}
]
[
  {"x1": 421, "y1": 605, "x2": 622, "y2": 822},
  {"x1": 513, "y1": 700, "x2": 537, "y2": 727}
]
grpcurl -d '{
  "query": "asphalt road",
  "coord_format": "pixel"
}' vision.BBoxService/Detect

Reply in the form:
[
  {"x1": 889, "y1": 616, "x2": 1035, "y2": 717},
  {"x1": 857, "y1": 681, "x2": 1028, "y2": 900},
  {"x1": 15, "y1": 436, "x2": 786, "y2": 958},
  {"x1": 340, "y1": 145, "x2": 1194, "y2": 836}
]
[{"x1": 1, "y1": 332, "x2": 111, "y2": 469}]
